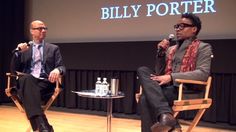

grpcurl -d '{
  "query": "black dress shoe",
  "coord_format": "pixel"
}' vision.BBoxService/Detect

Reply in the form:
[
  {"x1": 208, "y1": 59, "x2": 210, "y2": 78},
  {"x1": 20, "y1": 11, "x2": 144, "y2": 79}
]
[
  {"x1": 37, "y1": 115, "x2": 54, "y2": 132},
  {"x1": 38, "y1": 124, "x2": 54, "y2": 132},
  {"x1": 29, "y1": 116, "x2": 38, "y2": 131},
  {"x1": 49, "y1": 125, "x2": 54, "y2": 132},
  {"x1": 169, "y1": 127, "x2": 182, "y2": 132},
  {"x1": 151, "y1": 113, "x2": 177, "y2": 132},
  {"x1": 39, "y1": 124, "x2": 54, "y2": 132},
  {"x1": 169, "y1": 120, "x2": 182, "y2": 132}
]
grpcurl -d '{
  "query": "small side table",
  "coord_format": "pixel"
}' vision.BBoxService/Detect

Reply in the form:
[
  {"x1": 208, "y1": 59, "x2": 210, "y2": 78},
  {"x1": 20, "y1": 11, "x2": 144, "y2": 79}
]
[{"x1": 72, "y1": 90, "x2": 125, "y2": 132}]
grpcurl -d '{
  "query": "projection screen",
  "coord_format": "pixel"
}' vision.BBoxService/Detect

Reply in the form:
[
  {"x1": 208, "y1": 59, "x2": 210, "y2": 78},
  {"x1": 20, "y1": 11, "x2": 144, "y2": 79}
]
[{"x1": 26, "y1": 0, "x2": 236, "y2": 43}]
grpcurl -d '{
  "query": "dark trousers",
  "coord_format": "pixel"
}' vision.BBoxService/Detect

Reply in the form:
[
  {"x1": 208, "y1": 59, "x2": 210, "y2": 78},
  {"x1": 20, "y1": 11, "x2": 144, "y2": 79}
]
[
  {"x1": 17, "y1": 74, "x2": 54, "y2": 119},
  {"x1": 137, "y1": 66, "x2": 178, "y2": 132}
]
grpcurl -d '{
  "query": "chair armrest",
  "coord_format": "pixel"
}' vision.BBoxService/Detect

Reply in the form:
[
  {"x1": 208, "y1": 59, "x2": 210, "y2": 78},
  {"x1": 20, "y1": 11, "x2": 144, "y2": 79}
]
[
  {"x1": 135, "y1": 86, "x2": 143, "y2": 103},
  {"x1": 175, "y1": 79, "x2": 208, "y2": 85},
  {"x1": 55, "y1": 76, "x2": 62, "y2": 88},
  {"x1": 6, "y1": 72, "x2": 18, "y2": 77},
  {"x1": 5, "y1": 73, "x2": 17, "y2": 94}
]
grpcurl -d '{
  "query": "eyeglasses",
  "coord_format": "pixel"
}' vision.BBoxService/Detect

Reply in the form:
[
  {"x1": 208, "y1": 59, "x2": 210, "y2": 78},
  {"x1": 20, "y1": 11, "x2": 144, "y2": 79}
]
[
  {"x1": 174, "y1": 23, "x2": 194, "y2": 30},
  {"x1": 31, "y1": 27, "x2": 48, "y2": 31}
]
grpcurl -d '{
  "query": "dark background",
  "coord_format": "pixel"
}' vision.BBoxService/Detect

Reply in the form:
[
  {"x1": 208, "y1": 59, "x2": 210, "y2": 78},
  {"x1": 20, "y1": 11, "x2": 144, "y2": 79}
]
[{"x1": 1, "y1": 0, "x2": 236, "y2": 125}]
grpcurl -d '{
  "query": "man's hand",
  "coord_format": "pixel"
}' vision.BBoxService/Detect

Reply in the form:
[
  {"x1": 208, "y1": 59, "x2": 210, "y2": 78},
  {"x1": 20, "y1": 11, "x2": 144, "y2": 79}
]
[
  {"x1": 150, "y1": 74, "x2": 172, "y2": 85},
  {"x1": 48, "y1": 68, "x2": 60, "y2": 83},
  {"x1": 157, "y1": 39, "x2": 170, "y2": 50},
  {"x1": 17, "y1": 42, "x2": 30, "y2": 52}
]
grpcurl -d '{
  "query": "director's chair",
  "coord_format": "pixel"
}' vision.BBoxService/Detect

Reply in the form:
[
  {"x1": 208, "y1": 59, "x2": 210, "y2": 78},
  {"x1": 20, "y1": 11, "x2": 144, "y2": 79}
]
[
  {"x1": 136, "y1": 76, "x2": 212, "y2": 132},
  {"x1": 5, "y1": 72, "x2": 62, "y2": 132}
]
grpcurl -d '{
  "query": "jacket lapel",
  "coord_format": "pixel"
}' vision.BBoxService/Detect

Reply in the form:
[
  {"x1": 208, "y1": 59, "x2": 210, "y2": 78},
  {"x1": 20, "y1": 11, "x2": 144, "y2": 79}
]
[{"x1": 43, "y1": 43, "x2": 49, "y2": 65}]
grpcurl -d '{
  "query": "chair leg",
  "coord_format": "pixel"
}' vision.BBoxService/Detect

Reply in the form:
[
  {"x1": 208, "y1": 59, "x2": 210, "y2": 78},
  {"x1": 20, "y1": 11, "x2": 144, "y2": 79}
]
[
  {"x1": 11, "y1": 96, "x2": 25, "y2": 113},
  {"x1": 187, "y1": 109, "x2": 206, "y2": 132},
  {"x1": 43, "y1": 87, "x2": 61, "y2": 111}
]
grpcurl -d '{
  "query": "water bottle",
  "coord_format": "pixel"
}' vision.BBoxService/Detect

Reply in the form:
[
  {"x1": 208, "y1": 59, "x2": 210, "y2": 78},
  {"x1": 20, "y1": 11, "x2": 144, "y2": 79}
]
[
  {"x1": 101, "y1": 77, "x2": 109, "y2": 96},
  {"x1": 95, "y1": 77, "x2": 102, "y2": 96}
]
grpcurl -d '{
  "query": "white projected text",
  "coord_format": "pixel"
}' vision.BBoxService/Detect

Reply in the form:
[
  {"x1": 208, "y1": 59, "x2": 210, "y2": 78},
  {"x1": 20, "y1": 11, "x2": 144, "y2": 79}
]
[{"x1": 101, "y1": 0, "x2": 216, "y2": 20}]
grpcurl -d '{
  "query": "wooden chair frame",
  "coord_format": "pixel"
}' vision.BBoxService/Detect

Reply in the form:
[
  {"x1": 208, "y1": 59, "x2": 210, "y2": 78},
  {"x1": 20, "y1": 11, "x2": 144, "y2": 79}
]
[
  {"x1": 136, "y1": 76, "x2": 212, "y2": 132},
  {"x1": 5, "y1": 72, "x2": 62, "y2": 131}
]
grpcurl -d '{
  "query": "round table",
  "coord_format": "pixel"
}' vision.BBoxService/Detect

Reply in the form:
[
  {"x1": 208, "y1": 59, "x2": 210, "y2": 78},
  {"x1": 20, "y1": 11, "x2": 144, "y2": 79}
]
[{"x1": 72, "y1": 90, "x2": 125, "y2": 132}]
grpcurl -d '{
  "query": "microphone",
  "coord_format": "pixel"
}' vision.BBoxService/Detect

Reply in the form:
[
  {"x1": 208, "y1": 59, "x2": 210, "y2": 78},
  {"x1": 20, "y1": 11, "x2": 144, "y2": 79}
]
[
  {"x1": 157, "y1": 34, "x2": 175, "y2": 56},
  {"x1": 168, "y1": 34, "x2": 175, "y2": 43},
  {"x1": 12, "y1": 41, "x2": 33, "y2": 53}
]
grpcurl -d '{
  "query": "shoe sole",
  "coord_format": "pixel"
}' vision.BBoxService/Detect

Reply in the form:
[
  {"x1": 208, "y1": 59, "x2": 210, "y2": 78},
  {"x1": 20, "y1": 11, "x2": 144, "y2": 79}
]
[
  {"x1": 151, "y1": 122, "x2": 172, "y2": 132},
  {"x1": 169, "y1": 127, "x2": 182, "y2": 132}
]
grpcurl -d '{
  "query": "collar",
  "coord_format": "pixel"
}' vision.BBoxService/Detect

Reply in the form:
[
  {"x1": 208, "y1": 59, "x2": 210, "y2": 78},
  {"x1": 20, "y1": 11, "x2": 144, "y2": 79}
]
[
  {"x1": 32, "y1": 40, "x2": 45, "y2": 47},
  {"x1": 177, "y1": 36, "x2": 197, "y2": 46}
]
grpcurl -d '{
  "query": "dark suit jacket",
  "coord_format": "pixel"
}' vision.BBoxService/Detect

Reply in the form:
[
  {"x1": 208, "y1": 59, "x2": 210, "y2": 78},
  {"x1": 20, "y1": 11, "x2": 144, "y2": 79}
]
[{"x1": 11, "y1": 42, "x2": 66, "y2": 77}]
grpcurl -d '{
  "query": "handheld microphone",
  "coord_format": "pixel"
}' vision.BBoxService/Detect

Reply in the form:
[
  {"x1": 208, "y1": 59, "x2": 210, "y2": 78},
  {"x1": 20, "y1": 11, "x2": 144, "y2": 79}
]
[
  {"x1": 157, "y1": 34, "x2": 175, "y2": 56},
  {"x1": 168, "y1": 34, "x2": 175, "y2": 43},
  {"x1": 157, "y1": 34, "x2": 175, "y2": 53},
  {"x1": 12, "y1": 41, "x2": 33, "y2": 53}
]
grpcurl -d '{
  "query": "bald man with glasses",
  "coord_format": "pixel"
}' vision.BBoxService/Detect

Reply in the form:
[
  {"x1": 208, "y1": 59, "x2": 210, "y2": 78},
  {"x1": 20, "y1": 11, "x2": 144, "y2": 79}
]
[
  {"x1": 11, "y1": 20, "x2": 66, "y2": 132},
  {"x1": 137, "y1": 13, "x2": 212, "y2": 132}
]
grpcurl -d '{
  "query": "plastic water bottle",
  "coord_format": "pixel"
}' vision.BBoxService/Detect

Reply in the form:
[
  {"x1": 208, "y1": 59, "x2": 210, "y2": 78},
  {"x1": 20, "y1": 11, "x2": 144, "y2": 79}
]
[
  {"x1": 101, "y1": 77, "x2": 109, "y2": 96},
  {"x1": 95, "y1": 77, "x2": 102, "y2": 96}
]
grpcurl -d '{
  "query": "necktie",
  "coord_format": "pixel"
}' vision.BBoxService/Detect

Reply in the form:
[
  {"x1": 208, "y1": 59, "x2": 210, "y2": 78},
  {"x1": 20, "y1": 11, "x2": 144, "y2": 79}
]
[{"x1": 31, "y1": 45, "x2": 42, "y2": 78}]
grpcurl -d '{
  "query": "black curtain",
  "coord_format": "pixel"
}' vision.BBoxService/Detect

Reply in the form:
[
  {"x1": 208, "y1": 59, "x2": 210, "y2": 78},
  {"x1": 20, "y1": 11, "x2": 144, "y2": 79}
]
[
  {"x1": 0, "y1": 1, "x2": 25, "y2": 102},
  {"x1": 203, "y1": 73, "x2": 236, "y2": 124}
]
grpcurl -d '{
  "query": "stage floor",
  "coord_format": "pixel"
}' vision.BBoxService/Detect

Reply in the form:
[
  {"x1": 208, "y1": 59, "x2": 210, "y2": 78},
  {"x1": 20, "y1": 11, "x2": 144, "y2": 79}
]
[{"x1": 0, "y1": 105, "x2": 235, "y2": 132}]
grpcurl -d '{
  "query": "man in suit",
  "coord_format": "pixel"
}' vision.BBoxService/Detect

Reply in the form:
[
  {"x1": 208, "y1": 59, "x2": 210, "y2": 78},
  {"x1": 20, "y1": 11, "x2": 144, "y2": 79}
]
[
  {"x1": 11, "y1": 20, "x2": 66, "y2": 132},
  {"x1": 137, "y1": 13, "x2": 212, "y2": 132}
]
